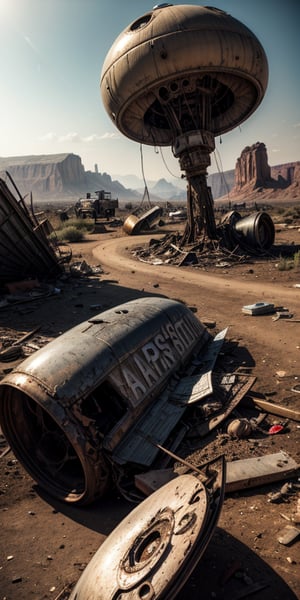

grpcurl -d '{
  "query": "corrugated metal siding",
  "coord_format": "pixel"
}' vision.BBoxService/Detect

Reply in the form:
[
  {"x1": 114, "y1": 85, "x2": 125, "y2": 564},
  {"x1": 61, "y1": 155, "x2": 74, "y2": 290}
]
[{"x1": 0, "y1": 176, "x2": 62, "y2": 284}]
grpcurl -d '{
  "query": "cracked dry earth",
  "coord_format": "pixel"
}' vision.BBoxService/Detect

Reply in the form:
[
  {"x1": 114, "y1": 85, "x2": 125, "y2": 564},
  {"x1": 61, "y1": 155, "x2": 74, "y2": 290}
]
[{"x1": 0, "y1": 220, "x2": 299, "y2": 600}]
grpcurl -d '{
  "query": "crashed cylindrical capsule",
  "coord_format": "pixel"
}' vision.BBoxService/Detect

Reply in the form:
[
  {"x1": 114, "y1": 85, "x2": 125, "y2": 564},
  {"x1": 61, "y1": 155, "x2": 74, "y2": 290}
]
[{"x1": 0, "y1": 297, "x2": 210, "y2": 504}]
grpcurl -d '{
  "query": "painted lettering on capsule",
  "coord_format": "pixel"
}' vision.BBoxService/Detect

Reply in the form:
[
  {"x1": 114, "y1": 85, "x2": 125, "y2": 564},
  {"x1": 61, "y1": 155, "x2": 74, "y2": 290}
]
[{"x1": 121, "y1": 314, "x2": 201, "y2": 403}]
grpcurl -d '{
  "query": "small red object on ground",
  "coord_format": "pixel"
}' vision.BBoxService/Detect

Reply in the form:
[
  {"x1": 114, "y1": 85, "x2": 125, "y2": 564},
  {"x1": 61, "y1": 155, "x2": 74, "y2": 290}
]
[{"x1": 268, "y1": 424, "x2": 284, "y2": 435}]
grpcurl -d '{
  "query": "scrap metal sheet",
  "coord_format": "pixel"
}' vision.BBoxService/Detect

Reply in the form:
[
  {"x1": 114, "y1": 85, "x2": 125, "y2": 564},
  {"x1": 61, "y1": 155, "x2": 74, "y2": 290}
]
[
  {"x1": 0, "y1": 176, "x2": 61, "y2": 283},
  {"x1": 171, "y1": 328, "x2": 228, "y2": 405},
  {"x1": 112, "y1": 386, "x2": 186, "y2": 466},
  {"x1": 112, "y1": 329, "x2": 228, "y2": 465}
]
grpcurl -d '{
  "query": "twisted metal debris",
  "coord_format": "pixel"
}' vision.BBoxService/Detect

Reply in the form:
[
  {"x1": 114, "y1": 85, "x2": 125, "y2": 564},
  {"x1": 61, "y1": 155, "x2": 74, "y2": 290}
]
[{"x1": 0, "y1": 173, "x2": 62, "y2": 285}]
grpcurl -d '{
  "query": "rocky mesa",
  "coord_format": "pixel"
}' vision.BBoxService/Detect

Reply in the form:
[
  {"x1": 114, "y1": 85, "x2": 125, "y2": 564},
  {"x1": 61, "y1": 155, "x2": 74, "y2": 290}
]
[
  {"x1": 0, "y1": 144, "x2": 299, "y2": 204},
  {"x1": 0, "y1": 153, "x2": 139, "y2": 203},
  {"x1": 221, "y1": 142, "x2": 300, "y2": 204}
]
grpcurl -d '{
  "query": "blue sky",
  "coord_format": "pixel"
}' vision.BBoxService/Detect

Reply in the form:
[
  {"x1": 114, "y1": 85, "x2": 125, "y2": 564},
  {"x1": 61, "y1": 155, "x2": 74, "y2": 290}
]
[{"x1": 0, "y1": 0, "x2": 299, "y2": 181}]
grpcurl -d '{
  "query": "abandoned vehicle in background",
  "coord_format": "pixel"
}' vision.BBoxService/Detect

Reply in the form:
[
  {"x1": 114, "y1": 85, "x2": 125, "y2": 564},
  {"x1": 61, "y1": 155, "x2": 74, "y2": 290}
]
[{"x1": 75, "y1": 190, "x2": 118, "y2": 220}]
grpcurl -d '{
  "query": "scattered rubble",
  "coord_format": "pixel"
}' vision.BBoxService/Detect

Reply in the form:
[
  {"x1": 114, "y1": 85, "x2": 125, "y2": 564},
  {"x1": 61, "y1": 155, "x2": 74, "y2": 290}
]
[
  {"x1": 132, "y1": 232, "x2": 252, "y2": 267},
  {"x1": 227, "y1": 418, "x2": 253, "y2": 438},
  {"x1": 131, "y1": 224, "x2": 299, "y2": 276},
  {"x1": 0, "y1": 207, "x2": 299, "y2": 598},
  {"x1": 70, "y1": 260, "x2": 104, "y2": 277},
  {"x1": 0, "y1": 327, "x2": 53, "y2": 364}
]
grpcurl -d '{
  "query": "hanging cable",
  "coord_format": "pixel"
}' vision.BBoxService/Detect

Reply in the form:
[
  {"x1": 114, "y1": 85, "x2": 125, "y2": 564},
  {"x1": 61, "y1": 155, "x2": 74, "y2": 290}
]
[
  {"x1": 160, "y1": 147, "x2": 182, "y2": 179},
  {"x1": 139, "y1": 143, "x2": 152, "y2": 209},
  {"x1": 212, "y1": 147, "x2": 231, "y2": 201}
]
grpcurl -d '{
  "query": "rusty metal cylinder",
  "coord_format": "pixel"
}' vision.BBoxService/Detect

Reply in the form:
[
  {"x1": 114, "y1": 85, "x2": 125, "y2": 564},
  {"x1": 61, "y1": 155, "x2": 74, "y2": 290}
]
[
  {"x1": 123, "y1": 213, "x2": 141, "y2": 235},
  {"x1": 233, "y1": 211, "x2": 275, "y2": 249},
  {"x1": 123, "y1": 206, "x2": 163, "y2": 235},
  {"x1": 0, "y1": 297, "x2": 209, "y2": 504}
]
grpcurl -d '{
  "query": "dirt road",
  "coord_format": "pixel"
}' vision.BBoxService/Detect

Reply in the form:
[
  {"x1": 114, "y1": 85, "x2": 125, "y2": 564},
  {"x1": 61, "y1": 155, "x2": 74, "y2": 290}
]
[{"x1": 93, "y1": 233, "x2": 300, "y2": 390}]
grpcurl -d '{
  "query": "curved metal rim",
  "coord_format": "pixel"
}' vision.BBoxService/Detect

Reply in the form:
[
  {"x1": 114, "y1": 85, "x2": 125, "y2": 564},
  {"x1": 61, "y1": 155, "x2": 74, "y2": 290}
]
[{"x1": 0, "y1": 387, "x2": 108, "y2": 504}]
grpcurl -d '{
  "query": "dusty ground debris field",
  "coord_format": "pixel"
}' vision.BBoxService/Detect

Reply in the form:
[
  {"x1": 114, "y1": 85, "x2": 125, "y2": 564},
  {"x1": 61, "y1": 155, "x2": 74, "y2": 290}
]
[{"x1": 0, "y1": 215, "x2": 300, "y2": 600}]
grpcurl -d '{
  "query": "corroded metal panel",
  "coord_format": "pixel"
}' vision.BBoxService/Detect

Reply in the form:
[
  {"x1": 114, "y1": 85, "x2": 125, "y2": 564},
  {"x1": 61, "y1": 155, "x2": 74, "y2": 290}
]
[
  {"x1": 110, "y1": 387, "x2": 186, "y2": 465},
  {"x1": 3, "y1": 297, "x2": 209, "y2": 405},
  {"x1": 0, "y1": 176, "x2": 61, "y2": 283},
  {"x1": 0, "y1": 297, "x2": 211, "y2": 504},
  {"x1": 172, "y1": 327, "x2": 227, "y2": 405},
  {"x1": 111, "y1": 328, "x2": 227, "y2": 465}
]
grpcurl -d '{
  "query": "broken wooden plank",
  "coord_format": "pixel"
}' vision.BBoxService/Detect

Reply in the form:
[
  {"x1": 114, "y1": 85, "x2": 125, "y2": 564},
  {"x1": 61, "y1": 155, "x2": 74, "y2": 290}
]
[
  {"x1": 283, "y1": 319, "x2": 300, "y2": 323},
  {"x1": 12, "y1": 326, "x2": 41, "y2": 346},
  {"x1": 251, "y1": 397, "x2": 300, "y2": 422},
  {"x1": 0, "y1": 445, "x2": 11, "y2": 459},
  {"x1": 135, "y1": 451, "x2": 299, "y2": 496},
  {"x1": 196, "y1": 375, "x2": 256, "y2": 437},
  {"x1": 225, "y1": 451, "x2": 299, "y2": 493}
]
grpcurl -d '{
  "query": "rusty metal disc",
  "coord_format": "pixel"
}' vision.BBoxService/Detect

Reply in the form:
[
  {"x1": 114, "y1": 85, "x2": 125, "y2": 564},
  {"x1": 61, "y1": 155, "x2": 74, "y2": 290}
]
[{"x1": 69, "y1": 473, "x2": 210, "y2": 599}]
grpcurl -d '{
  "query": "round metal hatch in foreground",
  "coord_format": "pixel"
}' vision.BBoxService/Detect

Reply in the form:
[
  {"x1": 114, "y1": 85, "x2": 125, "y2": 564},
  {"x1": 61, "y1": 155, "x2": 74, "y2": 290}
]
[
  {"x1": 69, "y1": 474, "x2": 209, "y2": 599},
  {"x1": 100, "y1": 4, "x2": 268, "y2": 146}
]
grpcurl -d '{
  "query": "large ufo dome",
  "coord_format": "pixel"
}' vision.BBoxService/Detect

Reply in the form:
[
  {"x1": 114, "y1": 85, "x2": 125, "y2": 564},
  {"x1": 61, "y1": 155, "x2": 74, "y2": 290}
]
[{"x1": 100, "y1": 4, "x2": 268, "y2": 146}]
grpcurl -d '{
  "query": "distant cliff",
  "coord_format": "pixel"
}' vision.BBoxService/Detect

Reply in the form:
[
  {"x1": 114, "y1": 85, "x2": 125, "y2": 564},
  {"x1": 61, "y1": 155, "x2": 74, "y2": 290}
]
[
  {"x1": 233, "y1": 142, "x2": 299, "y2": 192},
  {"x1": 271, "y1": 162, "x2": 300, "y2": 188},
  {"x1": 0, "y1": 154, "x2": 86, "y2": 195},
  {"x1": 235, "y1": 142, "x2": 271, "y2": 188},
  {"x1": 217, "y1": 143, "x2": 300, "y2": 203},
  {"x1": 0, "y1": 153, "x2": 139, "y2": 201},
  {"x1": 0, "y1": 149, "x2": 299, "y2": 204}
]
